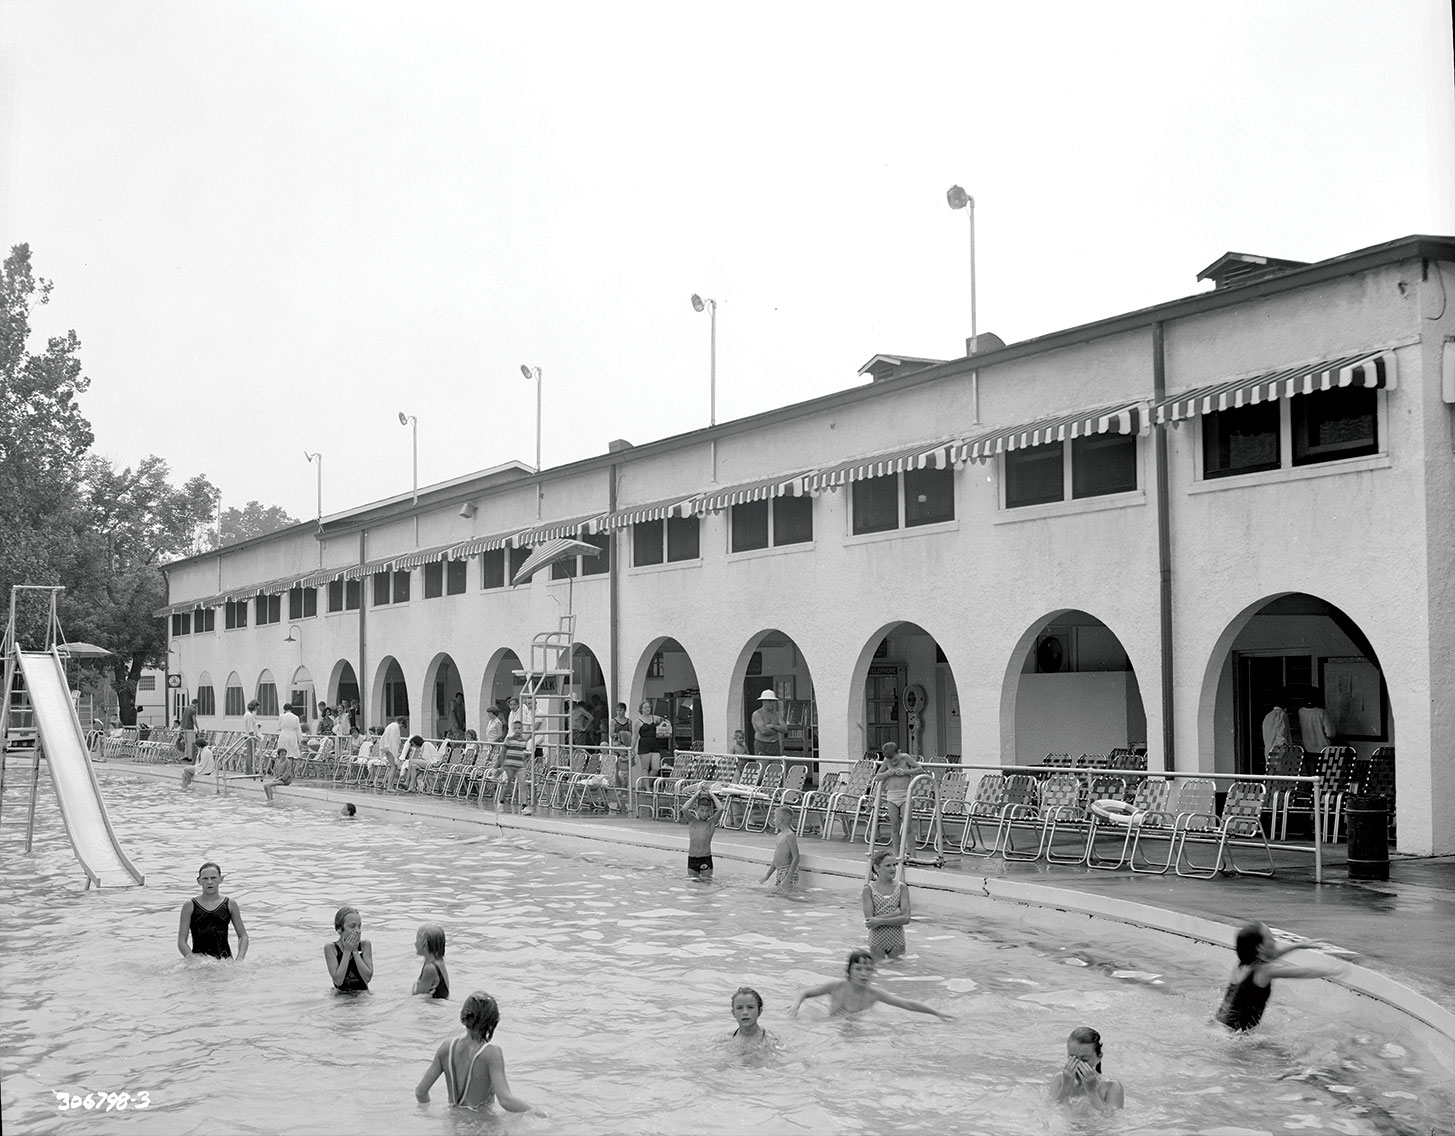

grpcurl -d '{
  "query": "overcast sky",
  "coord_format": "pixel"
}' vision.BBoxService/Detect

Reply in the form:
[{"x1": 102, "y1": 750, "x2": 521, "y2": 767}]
[{"x1": 4, "y1": 1, "x2": 1452, "y2": 525}]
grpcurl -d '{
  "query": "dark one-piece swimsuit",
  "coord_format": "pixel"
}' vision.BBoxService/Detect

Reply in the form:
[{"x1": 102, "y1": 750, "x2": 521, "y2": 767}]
[
  {"x1": 331, "y1": 944, "x2": 369, "y2": 992},
  {"x1": 1215, "y1": 969, "x2": 1272, "y2": 1031},
  {"x1": 189, "y1": 898, "x2": 233, "y2": 959},
  {"x1": 418, "y1": 961, "x2": 450, "y2": 999}
]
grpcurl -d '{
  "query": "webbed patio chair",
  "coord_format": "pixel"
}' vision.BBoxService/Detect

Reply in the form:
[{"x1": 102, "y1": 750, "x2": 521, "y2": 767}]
[
  {"x1": 1174, "y1": 780, "x2": 1274, "y2": 878},
  {"x1": 1129, "y1": 777, "x2": 1216, "y2": 874},
  {"x1": 1086, "y1": 776, "x2": 1170, "y2": 870}
]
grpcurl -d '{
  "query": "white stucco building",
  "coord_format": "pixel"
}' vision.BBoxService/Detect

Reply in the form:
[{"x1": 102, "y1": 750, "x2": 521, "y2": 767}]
[{"x1": 159, "y1": 235, "x2": 1455, "y2": 855}]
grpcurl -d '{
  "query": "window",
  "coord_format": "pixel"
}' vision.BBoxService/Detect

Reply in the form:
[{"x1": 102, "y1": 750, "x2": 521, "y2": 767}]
[
  {"x1": 903, "y1": 466, "x2": 955, "y2": 527},
  {"x1": 196, "y1": 684, "x2": 215, "y2": 716},
  {"x1": 1292, "y1": 386, "x2": 1377, "y2": 465},
  {"x1": 852, "y1": 475, "x2": 899, "y2": 534},
  {"x1": 424, "y1": 561, "x2": 444, "y2": 598},
  {"x1": 392, "y1": 569, "x2": 410, "y2": 603},
  {"x1": 667, "y1": 516, "x2": 699, "y2": 561},
  {"x1": 290, "y1": 688, "x2": 313, "y2": 718},
  {"x1": 328, "y1": 579, "x2": 344, "y2": 612},
  {"x1": 255, "y1": 594, "x2": 281, "y2": 625},
  {"x1": 171, "y1": 612, "x2": 191, "y2": 636},
  {"x1": 1004, "y1": 435, "x2": 1139, "y2": 508},
  {"x1": 580, "y1": 532, "x2": 610, "y2": 576},
  {"x1": 224, "y1": 600, "x2": 248, "y2": 630},
  {"x1": 138, "y1": 675, "x2": 156, "y2": 692},
  {"x1": 446, "y1": 559, "x2": 466, "y2": 595},
  {"x1": 481, "y1": 549, "x2": 505, "y2": 590},
  {"x1": 551, "y1": 553, "x2": 577, "y2": 579},
  {"x1": 373, "y1": 571, "x2": 391, "y2": 606},
  {"x1": 193, "y1": 607, "x2": 214, "y2": 632},
  {"x1": 633, "y1": 522, "x2": 664, "y2": 566},
  {"x1": 288, "y1": 586, "x2": 317, "y2": 620},
  {"x1": 508, "y1": 546, "x2": 533, "y2": 582},
  {"x1": 256, "y1": 681, "x2": 279, "y2": 716},
  {"x1": 384, "y1": 679, "x2": 409, "y2": 718},
  {"x1": 224, "y1": 683, "x2": 245, "y2": 715},
  {"x1": 1202, "y1": 402, "x2": 1280, "y2": 479},
  {"x1": 732, "y1": 496, "x2": 813, "y2": 551},
  {"x1": 345, "y1": 580, "x2": 361, "y2": 610}
]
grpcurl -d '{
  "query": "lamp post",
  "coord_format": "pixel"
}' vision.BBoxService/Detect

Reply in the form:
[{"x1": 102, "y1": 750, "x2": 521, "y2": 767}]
[
  {"x1": 397, "y1": 412, "x2": 417, "y2": 502},
  {"x1": 519, "y1": 365, "x2": 542, "y2": 472},
  {"x1": 690, "y1": 294, "x2": 718, "y2": 427},
  {"x1": 946, "y1": 186, "x2": 976, "y2": 346},
  {"x1": 304, "y1": 452, "x2": 322, "y2": 522},
  {"x1": 284, "y1": 624, "x2": 302, "y2": 647}
]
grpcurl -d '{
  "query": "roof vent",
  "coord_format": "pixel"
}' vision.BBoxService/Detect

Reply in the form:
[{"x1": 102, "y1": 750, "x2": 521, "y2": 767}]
[
  {"x1": 857, "y1": 354, "x2": 947, "y2": 383},
  {"x1": 966, "y1": 332, "x2": 1005, "y2": 356},
  {"x1": 1197, "y1": 251, "x2": 1308, "y2": 290},
  {"x1": 607, "y1": 438, "x2": 634, "y2": 454}
]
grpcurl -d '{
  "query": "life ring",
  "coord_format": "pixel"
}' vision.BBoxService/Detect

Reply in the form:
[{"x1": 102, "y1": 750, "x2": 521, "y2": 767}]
[{"x1": 1090, "y1": 799, "x2": 1141, "y2": 825}]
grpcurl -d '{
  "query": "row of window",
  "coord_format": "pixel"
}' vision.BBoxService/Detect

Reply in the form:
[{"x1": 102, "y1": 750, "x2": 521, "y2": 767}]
[{"x1": 169, "y1": 388, "x2": 1383, "y2": 633}]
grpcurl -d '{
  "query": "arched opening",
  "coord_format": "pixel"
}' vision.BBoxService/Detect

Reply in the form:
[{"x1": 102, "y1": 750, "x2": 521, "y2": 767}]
[
  {"x1": 370, "y1": 656, "x2": 409, "y2": 730},
  {"x1": 1199, "y1": 593, "x2": 1393, "y2": 776},
  {"x1": 423, "y1": 653, "x2": 466, "y2": 738},
  {"x1": 255, "y1": 669, "x2": 280, "y2": 718},
  {"x1": 195, "y1": 671, "x2": 216, "y2": 720},
  {"x1": 223, "y1": 671, "x2": 245, "y2": 718},
  {"x1": 727, "y1": 630, "x2": 816, "y2": 769},
  {"x1": 629, "y1": 637, "x2": 703, "y2": 752},
  {"x1": 328, "y1": 659, "x2": 360, "y2": 721},
  {"x1": 288, "y1": 665, "x2": 315, "y2": 724},
  {"x1": 1001, "y1": 610, "x2": 1147, "y2": 766},
  {"x1": 479, "y1": 648, "x2": 523, "y2": 726},
  {"x1": 569, "y1": 642, "x2": 610, "y2": 741},
  {"x1": 847, "y1": 623, "x2": 961, "y2": 761}
]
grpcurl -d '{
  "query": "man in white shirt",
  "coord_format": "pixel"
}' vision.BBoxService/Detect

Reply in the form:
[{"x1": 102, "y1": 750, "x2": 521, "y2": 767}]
[
  {"x1": 380, "y1": 716, "x2": 404, "y2": 791},
  {"x1": 242, "y1": 699, "x2": 260, "y2": 775},
  {"x1": 1297, "y1": 693, "x2": 1337, "y2": 755}
]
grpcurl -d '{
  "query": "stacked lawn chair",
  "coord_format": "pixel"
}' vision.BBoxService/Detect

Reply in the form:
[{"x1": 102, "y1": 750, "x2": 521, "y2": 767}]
[
  {"x1": 792, "y1": 770, "x2": 839, "y2": 836},
  {"x1": 1086, "y1": 775, "x2": 1171, "y2": 870},
  {"x1": 1130, "y1": 778, "x2": 1216, "y2": 874},
  {"x1": 1172, "y1": 780, "x2": 1274, "y2": 877},
  {"x1": 822, "y1": 756, "x2": 878, "y2": 841}
]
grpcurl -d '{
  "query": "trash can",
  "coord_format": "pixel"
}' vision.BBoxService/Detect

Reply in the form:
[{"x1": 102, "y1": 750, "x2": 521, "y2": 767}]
[{"x1": 1346, "y1": 795, "x2": 1390, "y2": 881}]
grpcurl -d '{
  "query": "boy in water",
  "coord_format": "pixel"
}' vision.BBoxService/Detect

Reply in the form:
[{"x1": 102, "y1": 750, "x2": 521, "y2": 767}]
[
  {"x1": 792, "y1": 950, "x2": 952, "y2": 1019},
  {"x1": 682, "y1": 783, "x2": 725, "y2": 879},
  {"x1": 760, "y1": 806, "x2": 801, "y2": 890}
]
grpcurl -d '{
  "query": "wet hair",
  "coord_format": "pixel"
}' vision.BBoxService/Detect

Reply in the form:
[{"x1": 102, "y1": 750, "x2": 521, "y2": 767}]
[
  {"x1": 334, "y1": 905, "x2": 359, "y2": 932},
  {"x1": 1234, "y1": 922, "x2": 1266, "y2": 965},
  {"x1": 1067, "y1": 1026, "x2": 1103, "y2": 1072},
  {"x1": 341, "y1": 803, "x2": 357, "y2": 817},
  {"x1": 869, "y1": 848, "x2": 896, "y2": 877},
  {"x1": 731, "y1": 986, "x2": 763, "y2": 1012},
  {"x1": 461, "y1": 991, "x2": 500, "y2": 1042},
  {"x1": 197, "y1": 861, "x2": 222, "y2": 879},
  {"x1": 615, "y1": 703, "x2": 627, "y2": 712},
  {"x1": 418, "y1": 923, "x2": 446, "y2": 956},
  {"x1": 845, "y1": 949, "x2": 874, "y2": 974}
]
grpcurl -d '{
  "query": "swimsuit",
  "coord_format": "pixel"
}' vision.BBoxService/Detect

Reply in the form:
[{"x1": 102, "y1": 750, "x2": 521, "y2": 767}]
[
  {"x1": 774, "y1": 866, "x2": 798, "y2": 887},
  {"x1": 687, "y1": 854, "x2": 714, "y2": 874},
  {"x1": 330, "y1": 943, "x2": 369, "y2": 992},
  {"x1": 189, "y1": 897, "x2": 233, "y2": 958},
  {"x1": 418, "y1": 961, "x2": 450, "y2": 999},
  {"x1": 442, "y1": 1038, "x2": 489, "y2": 1107},
  {"x1": 868, "y1": 884, "x2": 906, "y2": 956},
  {"x1": 1215, "y1": 969, "x2": 1272, "y2": 1031}
]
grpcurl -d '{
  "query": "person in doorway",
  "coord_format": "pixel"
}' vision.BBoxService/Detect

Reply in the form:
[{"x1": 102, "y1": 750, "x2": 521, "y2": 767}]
[
  {"x1": 1297, "y1": 691, "x2": 1337, "y2": 755},
  {"x1": 751, "y1": 690, "x2": 788, "y2": 757},
  {"x1": 610, "y1": 702, "x2": 633, "y2": 748},
  {"x1": 1261, "y1": 693, "x2": 1290, "y2": 762},
  {"x1": 636, "y1": 700, "x2": 667, "y2": 783},
  {"x1": 569, "y1": 700, "x2": 593, "y2": 745},
  {"x1": 870, "y1": 742, "x2": 925, "y2": 851},
  {"x1": 379, "y1": 715, "x2": 404, "y2": 791},
  {"x1": 242, "y1": 699, "x2": 261, "y2": 775},
  {"x1": 451, "y1": 692, "x2": 467, "y2": 736},
  {"x1": 180, "y1": 698, "x2": 199, "y2": 762}
]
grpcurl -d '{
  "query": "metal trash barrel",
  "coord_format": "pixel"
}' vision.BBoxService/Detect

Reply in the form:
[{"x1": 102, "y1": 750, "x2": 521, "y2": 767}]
[{"x1": 1346, "y1": 795, "x2": 1390, "y2": 881}]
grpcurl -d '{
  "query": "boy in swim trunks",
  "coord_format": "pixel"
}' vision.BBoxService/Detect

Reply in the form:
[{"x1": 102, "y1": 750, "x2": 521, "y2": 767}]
[
  {"x1": 870, "y1": 742, "x2": 924, "y2": 852},
  {"x1": 792, "y1": 950, "x2": 953, "y2": 1019},
  {"x1": 416, "y1": 990, "x2": 542, "y2": 1113},
  {"x1": 682, "y1": 783, "x2": 725, "y2": 879},
  {"x1": 760, "y1": 806, "x2": 801, "y2": 890}
]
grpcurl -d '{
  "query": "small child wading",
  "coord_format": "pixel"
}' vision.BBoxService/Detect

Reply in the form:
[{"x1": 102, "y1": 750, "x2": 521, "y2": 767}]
[
  {"x1": 761, "y1": 807, "x2": 801, "y2": 890},
  {"x1": 415, "y1": 991, "x2": 542, "y2": 1113},
  {"x1": 412, "y1": 923, "x2": 451, "y2": 999}
]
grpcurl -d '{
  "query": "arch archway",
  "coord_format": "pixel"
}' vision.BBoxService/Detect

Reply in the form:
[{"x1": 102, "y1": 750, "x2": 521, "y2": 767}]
[
  {"x1": 370, "y1": 656, "x2": 409, "y2": 731},
  {"x1": 224, "y1": 671, "x2": 244, "y2": 718},
  {"x1": 288, "y1": 665, "x2": 316, "y2": 724},
  {"x1": 846, "y1": 622, "x2": 961, "y2": 761},
  {"x1": 423, "y1": 652, "x2": 465, "y2": 738},
  {"x1": 1197, "y1": 592, "x2": 1392, "y2": 776},
  {"x1": 999, "y1": 610, "x2": 1147, "y2": 766},
  {"x1": 727, "y1": 630, "x2": 816, "y2": 766},
  {"x1": 478, "y1": 648, "x2": 523, "y2": 729},
  {"x1": 196, "y1": 671, "x2": 216, "y2": 719},
  {"x1": 255, "y1": 668, "x2": 280, "y2": 717},
  {"x1": 628, "y1": 636, "x2": 703, "y2": 751},
  {"x1": 328, "y1": 660, "x2": 360, "y2": 723}
]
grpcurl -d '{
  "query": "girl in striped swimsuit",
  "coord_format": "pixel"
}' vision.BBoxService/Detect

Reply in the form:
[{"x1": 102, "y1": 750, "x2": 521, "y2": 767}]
[{"x1": 863, "y1": 848, "x2": 911, "y2": 960}]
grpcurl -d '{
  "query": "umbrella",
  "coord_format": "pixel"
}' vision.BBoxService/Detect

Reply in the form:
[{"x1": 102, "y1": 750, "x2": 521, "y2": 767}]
[
  {"x1": 509, "y1": 538, "x2": 603, "y2": 586},
  {"x1": 59, "y1": 642, "x2": 114, "y2": 658}
]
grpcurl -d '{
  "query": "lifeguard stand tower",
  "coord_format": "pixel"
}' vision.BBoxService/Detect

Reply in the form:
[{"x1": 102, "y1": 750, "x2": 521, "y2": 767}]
[{"x1": 515, "y1": 614, "x2": 576, "y2": 810}]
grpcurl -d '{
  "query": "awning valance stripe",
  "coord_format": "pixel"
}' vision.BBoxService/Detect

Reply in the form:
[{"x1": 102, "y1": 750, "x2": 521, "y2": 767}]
[
  {"x1": 448, "y1": 531, "x2": 518, "y2": 558},
  {"x1": 954, "y1": 402, "x2": 1145, "y2": 464},
  {"x1": 806, "y1": 441, "x2": 955, "y2": 493},
  {"x1": 1154, "y1": 351, "x2": 1395, "y2": 424},
  {"x1": 294, "y1": 568, "x2": 344, "y2": 589},
  {"x1": 390, "y1": 542, "x2": 458, "y2": 571},
  {"x1": 688, "y1": 472, "x2": 811, "y2": 515},
  {"x1": 508, "y1": 513, "x2": 607, "y2": 548},
  {"x1": 595, "y1": 498, "x2": 695, "y2": 531}
]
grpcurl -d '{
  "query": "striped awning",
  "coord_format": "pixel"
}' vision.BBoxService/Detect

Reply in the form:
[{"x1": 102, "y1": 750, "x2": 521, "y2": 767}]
[
  {"x1": 805, "y1": 441, "x2": 956, "y2": 494},
  {"x1": 294, "y1": 567, "x2": 344, "y2": 589},
  {"x1": 687, "y1": 472, "x2": 811, "y2": 515},
  {"x1": 507, "y1": 513, "x2": 606, "y2": 548},
  {"x1": 509, "y1": 538, "x2": 604, "y2": 585},
  {"x1": 447, "y1": 530, "x2": 519, "y2": 558},
  {"x1": 1154, "y1": 350, "x2": 1396, "y2": 425},
  {"x1": 390, "y1": 541, "x2": 458, "y2": 571},
  {"x1": 343, "y1": 557, "x2": 396, "y2": 581},
  {"x1": 954, "y1": 402, "x2": 1144, "y2": 464},
  {"x1": 596, "y1": 497, "x2": 694, "y2": 531}
]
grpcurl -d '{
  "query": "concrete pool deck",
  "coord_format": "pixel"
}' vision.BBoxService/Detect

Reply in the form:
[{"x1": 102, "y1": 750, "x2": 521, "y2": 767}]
[{"x1": 95, "y1": 761, "x2": 1455, "y2": 1059}]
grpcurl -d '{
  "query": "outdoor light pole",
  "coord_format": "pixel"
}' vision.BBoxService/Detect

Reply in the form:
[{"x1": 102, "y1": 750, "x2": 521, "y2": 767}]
[
  {"x1": 946, "y1": 185, "x2": 976, "y2": 345},
  {"x1": 397, "y1": 412, "x2": 417, "y2": 502},
  {"x1": 519, "y1": 365, "x2": 542, "y2": 472},
  {"x1": 690, "y1": 294, "x2": 718, "y2": 427},
  {"x1": 304, "y1": 451, "x2": 322, "y2": 523}
]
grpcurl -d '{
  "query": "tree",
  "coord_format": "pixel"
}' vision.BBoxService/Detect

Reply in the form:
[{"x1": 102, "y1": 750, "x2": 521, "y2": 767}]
[{"x1": 214, "y1": 501, "x2": 300, "y2": 546}]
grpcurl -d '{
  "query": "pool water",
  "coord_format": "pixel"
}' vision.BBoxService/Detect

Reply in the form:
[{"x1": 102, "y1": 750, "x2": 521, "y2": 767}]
[{"x1": 1, "y1": 774, "x2": 1451, "y2": 1136}]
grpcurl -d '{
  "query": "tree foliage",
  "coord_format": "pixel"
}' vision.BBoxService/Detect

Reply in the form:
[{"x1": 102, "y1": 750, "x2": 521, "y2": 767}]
[{"x1": 214, "y1": 500, "x2": 299, "y2": 546}]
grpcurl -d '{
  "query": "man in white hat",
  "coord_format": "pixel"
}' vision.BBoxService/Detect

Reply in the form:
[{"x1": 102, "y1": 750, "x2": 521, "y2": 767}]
[{"x1": 751, "y1": 690, "x2": 789, "y2": 756}]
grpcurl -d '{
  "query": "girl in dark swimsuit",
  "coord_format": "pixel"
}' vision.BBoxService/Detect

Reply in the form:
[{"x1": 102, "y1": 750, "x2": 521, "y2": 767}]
[
  {"x1": 325, "y1": 905, "x2": 374, "y2": 992},
  {"x1": 1214, "y1": 921, "x2": 1343, "y2": 1031},
  {"x1": 177, "y1": 861, "x2": 249, "y2": 960},
  {"x1": 413, "y1": 923, "x2": 451, "y2": 999}
]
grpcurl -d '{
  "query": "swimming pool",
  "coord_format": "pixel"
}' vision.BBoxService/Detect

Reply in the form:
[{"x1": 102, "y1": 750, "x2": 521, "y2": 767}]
[{"x1": 1, "y1": 774, "x2": 1451, "y2": 1135}]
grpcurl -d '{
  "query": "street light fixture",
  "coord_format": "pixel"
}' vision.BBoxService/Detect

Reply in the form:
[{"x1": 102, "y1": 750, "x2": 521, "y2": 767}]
[
  {"x1": 283, "y1": 623, "x2": 303, "y2": 645},
  {"x1": 946, "y1": 185, "x2": 977, "y2": 347},
  {"x1": 304, "y1": 452, "x2": 322, "y2": 523},
  {"x1": 397, "y1": 412, "x2": 417, "y2": 502},
  {"x1": 690, "y1": 294, "x2": 718, "y2": 427},
  {"x1": 520, "y1": 364, "x2": 542, "y2": 473}
]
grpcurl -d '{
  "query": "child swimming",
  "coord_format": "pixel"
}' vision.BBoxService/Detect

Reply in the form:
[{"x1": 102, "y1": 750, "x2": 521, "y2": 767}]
[
  {"x1": 792, "y1": 950, "x2": 952, "y2": 1020},
  {"x1": 176, "y1": 861, "x2": 249, "y2": 960},
  {"x1": 760, "y1": 806, "x2": 801, "y2": 890},
  {"x1": 863, "y1": 848, "x2": 910, "y2": 959},
  {"x1": 1049, "y1": 1026, "x2": 1125, "y2": 1110},
  {"x1": 1214, "y1": 921, "x2": 1343, "y2": 1031},
  {"x1": 412, "y1": 923, "x2": 451, "y2": 998},
  {"x1": 324, "y1": 905, "x2": 373, "y2": 992},
  {"x1": 415, "y1": 991, "x2": 541, "y2": 1112},
  {"x1": 683, "y1": 783, "x2": 725, "y2": 880},
  {"x1": 729, "y1": 986, "x2": 772, "y2": 1047}
]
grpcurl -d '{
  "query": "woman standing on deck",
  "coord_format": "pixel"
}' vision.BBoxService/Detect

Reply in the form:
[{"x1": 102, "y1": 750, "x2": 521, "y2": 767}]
[{"x1": 276, "y1": 702, "x2": 303, "y2": 767}]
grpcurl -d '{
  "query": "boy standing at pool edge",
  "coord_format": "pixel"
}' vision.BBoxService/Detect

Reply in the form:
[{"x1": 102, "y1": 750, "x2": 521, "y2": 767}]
[
  {"x1": 761, "y1": 806, "x2": 801, "y2": 890},
  {"x1": 683, "y1": 783, "x2": 725, "y2": 879}
]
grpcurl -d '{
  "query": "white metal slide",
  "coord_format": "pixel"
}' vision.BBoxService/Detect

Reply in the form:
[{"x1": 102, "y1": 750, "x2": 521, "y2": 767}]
[{"x1": 15, "y1": 651, "x2": 145, "y2": 888}]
